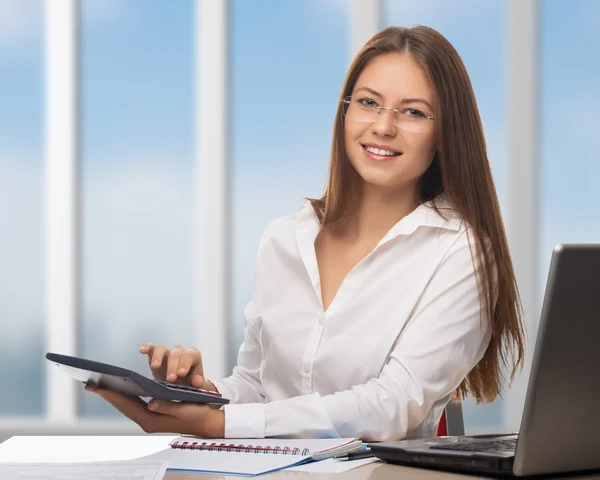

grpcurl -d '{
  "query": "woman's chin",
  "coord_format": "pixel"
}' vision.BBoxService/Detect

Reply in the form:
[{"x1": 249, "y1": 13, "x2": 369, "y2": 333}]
[{"x1": 358, "y1": 175, "x2": 402, "y2": 191}]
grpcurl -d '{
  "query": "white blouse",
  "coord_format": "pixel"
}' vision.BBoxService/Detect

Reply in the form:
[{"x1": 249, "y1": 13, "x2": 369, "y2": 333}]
[{"x1": 212, "y1": 196, "x2": 492, "y2": 441}]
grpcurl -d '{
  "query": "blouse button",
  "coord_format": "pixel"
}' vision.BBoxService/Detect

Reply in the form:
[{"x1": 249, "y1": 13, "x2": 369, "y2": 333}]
[
  {"x1": 303, "y1": 364, "x2": 310, "y2": 373},
  {"x1": 318, "y1": 316, "x2": 324, "y2": 325}
]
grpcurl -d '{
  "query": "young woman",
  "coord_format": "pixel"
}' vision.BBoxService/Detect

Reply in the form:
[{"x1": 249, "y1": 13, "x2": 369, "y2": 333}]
[{"x1": 88, "y1": 26, "x2": 525, "y2": 442}]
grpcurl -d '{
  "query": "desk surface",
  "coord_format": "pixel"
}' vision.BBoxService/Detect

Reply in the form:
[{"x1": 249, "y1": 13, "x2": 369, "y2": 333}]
[
  {"x1": 166, "y1": 461, "x2": 600, "y2": 480},
  {"x1": 166, "y1": 462, "x2": 481, "y2": 479}
]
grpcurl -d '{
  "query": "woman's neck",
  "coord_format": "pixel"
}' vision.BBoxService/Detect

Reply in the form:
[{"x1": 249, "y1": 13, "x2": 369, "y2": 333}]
[{"x1": 334, "y1": 184, "x2": 420, "y2": 244}]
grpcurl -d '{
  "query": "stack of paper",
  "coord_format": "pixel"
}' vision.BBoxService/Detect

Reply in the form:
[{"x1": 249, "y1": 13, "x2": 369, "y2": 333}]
[{"x1": 0, "y1": 460, "x2": 167, "y2": 480}]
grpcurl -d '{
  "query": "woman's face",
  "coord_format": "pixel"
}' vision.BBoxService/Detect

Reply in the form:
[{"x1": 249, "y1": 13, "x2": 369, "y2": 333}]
[{"x1": 344, "y1": 52, "x2": 437, "y2": 196}]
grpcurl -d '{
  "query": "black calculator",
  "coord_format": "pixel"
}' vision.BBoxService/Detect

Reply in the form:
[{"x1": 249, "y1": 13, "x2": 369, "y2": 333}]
[{"x1": 46, "y1": 352, "x2": 229, "y2": 405}]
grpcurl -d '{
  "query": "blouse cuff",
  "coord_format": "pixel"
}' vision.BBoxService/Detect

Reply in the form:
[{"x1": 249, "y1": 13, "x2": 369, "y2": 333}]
[{"x1": 223, "y1": 403, "x2": 266, "y2": 438}]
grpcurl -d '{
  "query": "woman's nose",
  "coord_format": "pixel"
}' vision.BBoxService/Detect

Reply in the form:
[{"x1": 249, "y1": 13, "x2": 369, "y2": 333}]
[{"x1": 371, "y1": 109, "x2": 397, "y2": 137}]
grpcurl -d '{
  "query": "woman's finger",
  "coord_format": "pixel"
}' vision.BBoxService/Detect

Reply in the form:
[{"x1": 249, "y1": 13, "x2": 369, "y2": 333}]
[
  {"x1": 85, "y1": 386, "x2": 180, "y2": 434},
  {"x1": 166, "y1": 345, "x2": 185, "y2": 382},
  {"x1": 178, "y1": 348, "x2": 202, "y2": 379},
  {"x1": 189, "y1": 370, "x2": 206, "y2": 389},
  {"x1": 150, "y1": 346, "x2": 169, "y2": 371},
  {"x1": 89, "y1": 387, "x2": 151, "y2": 422},
  {"x1": 140, "y1": 343, "x2": 153, "y2": 355},
  {"x1": 148, "y1": 399, "x2": 208, "y2": 421},
  {"x1": 141, "y1": 343, "x2": 156, "y2": 366}
]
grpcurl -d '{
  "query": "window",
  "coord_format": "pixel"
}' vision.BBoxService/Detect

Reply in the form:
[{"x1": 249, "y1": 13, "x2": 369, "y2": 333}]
[
  {"x1": 539, "y1": 0, "x2": 600, "y2": 304},
  {"x1": 0, "y1": 0, "x2": 44, "y2": 415},
  {"x1": 80, "y1": 0, "x2": 196, "y2": 417}
]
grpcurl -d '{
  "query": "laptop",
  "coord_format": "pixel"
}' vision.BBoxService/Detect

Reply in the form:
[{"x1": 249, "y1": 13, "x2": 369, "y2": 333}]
[{"x1": 369, "y1": 244, "x2": 600, "y2": 477}]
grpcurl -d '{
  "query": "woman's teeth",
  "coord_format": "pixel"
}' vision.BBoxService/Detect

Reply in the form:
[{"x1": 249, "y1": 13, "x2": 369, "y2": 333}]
[{"x1": 364, "y1": 146, "x2": 399, "y2": 156}]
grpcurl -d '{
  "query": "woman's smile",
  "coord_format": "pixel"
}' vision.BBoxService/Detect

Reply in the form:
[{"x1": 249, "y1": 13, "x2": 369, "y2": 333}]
[{"x1": 361, "y1": 143, "x2": 402, "y2": 162}]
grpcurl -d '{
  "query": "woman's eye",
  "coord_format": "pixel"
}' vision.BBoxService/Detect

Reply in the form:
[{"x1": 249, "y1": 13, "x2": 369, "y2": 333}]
[
  {"x1": 358, "y1": 98, "x2": 379, "y2": 108},
  {"x1": 404, "y1": 108, "x2": 426, "y2": 119}
]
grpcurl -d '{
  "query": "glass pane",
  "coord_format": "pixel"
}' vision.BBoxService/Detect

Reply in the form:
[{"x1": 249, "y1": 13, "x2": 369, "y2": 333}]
[
  {"x1": 0, "y1": 0, "x2": 44, "y2": 415},
  {"x1": 80, "y1": 0, "x2": 196, "y2": 417},
  {"x1": 383, "y1": 0, "x2": 507, "y2": 432},
  {"x1": 230, "y1": 0, "x2": 348, "y2": 366},
  {"x1": 539, "y1": 1, "x2": 600, "y2": 307}
]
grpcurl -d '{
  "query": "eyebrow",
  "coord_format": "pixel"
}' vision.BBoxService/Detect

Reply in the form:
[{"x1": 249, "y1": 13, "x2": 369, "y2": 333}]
[{"x1": 354, "y1": 86, "x2": 434, "y2": 112}]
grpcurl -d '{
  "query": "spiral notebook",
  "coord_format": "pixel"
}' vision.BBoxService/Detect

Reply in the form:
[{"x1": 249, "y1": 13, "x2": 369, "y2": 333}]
[
  {"x1": 169, "y1": 437, "x2": 360, "y2": 458},
  {"x1": 141, "y1": 436, "x2": 363, "y2": 476}
]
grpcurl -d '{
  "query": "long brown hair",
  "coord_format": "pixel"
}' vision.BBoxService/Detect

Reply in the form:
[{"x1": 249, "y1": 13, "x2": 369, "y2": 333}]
[{"x1": 306, "y1": 26, "x2": 525, "y2": 403}]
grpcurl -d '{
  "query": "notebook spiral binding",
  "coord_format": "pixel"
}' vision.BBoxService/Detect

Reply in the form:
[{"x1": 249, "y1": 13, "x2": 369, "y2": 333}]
[{"x1": 170, "y1": 441, "x2": 311, "y2": 456}]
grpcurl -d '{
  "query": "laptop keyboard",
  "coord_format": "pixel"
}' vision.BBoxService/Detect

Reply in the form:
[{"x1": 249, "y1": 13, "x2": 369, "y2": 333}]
[{"x1": 430, "y1": 438, "x2": 517, "y2": 453}]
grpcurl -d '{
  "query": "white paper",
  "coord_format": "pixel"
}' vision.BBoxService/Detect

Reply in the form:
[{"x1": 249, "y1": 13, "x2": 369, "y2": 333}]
[
  {"x1": 289, "y1": 457, "x2": 379, "y2": 473},
  {"x1": 0, "y1": 460, "x2": 167, "y2": 480},
  {"x1": 0, "y1": 437, "x2": 177, "y2": 464}
]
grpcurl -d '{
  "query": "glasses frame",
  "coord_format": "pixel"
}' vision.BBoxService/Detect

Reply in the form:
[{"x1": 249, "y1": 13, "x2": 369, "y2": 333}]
[{"x1": 341, "y1": 96, "x2": 435, "y2": 127}]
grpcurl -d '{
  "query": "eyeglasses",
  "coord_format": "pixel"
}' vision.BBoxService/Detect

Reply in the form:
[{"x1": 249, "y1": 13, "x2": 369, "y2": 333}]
[{"x1": 341, "y1": 95, "x2": 435, "y2": 133}]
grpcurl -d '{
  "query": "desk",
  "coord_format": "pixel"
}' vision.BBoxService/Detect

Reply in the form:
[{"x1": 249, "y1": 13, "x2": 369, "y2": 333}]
[{"x1": 166, "y1": 461, "x2": 600, "y2": 480}]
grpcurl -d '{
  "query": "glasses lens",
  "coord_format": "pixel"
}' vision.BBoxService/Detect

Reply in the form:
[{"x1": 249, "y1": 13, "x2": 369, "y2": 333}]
[
  {"x1": 396, "y1": 116, "x2": 433, "y2": 132},
  {"x1": 345, "y1": 97, "x2": 378, "y2": 123}
]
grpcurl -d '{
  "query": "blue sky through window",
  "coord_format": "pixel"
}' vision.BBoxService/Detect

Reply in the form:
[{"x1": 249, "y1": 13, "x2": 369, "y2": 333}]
[
  {"x1": 539, "y1": 0, "x2": 600, "y2": 307},
  {"x1": 79, "y1": 0, "x2": 196, "y2": 417},
  {"x1": 0, "y1": 0, "x2": 44, "y2": 415}
]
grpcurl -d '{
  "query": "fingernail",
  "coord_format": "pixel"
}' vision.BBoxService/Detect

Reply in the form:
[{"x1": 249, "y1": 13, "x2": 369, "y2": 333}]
[
  {"x1": 178, "y1": 368, "x2": 186, "y2": 375},
  {"x1": 167, "y1": 373, "x2": 176, "y2": 381},
  {"x1": 149, "y1": 400, "x2": 159, "y2": 410},
  {"x1": 152, "y1": 361, "x2": 160, "y2": 368}
]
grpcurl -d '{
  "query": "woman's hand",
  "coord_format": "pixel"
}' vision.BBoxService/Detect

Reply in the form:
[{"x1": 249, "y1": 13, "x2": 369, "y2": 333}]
[
  {"x1": 85, "y1": 385, "x2": 225, "y2": 437},
  {"x1": 140, "y1": 343, "x2": 218, "y2": 393}
]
